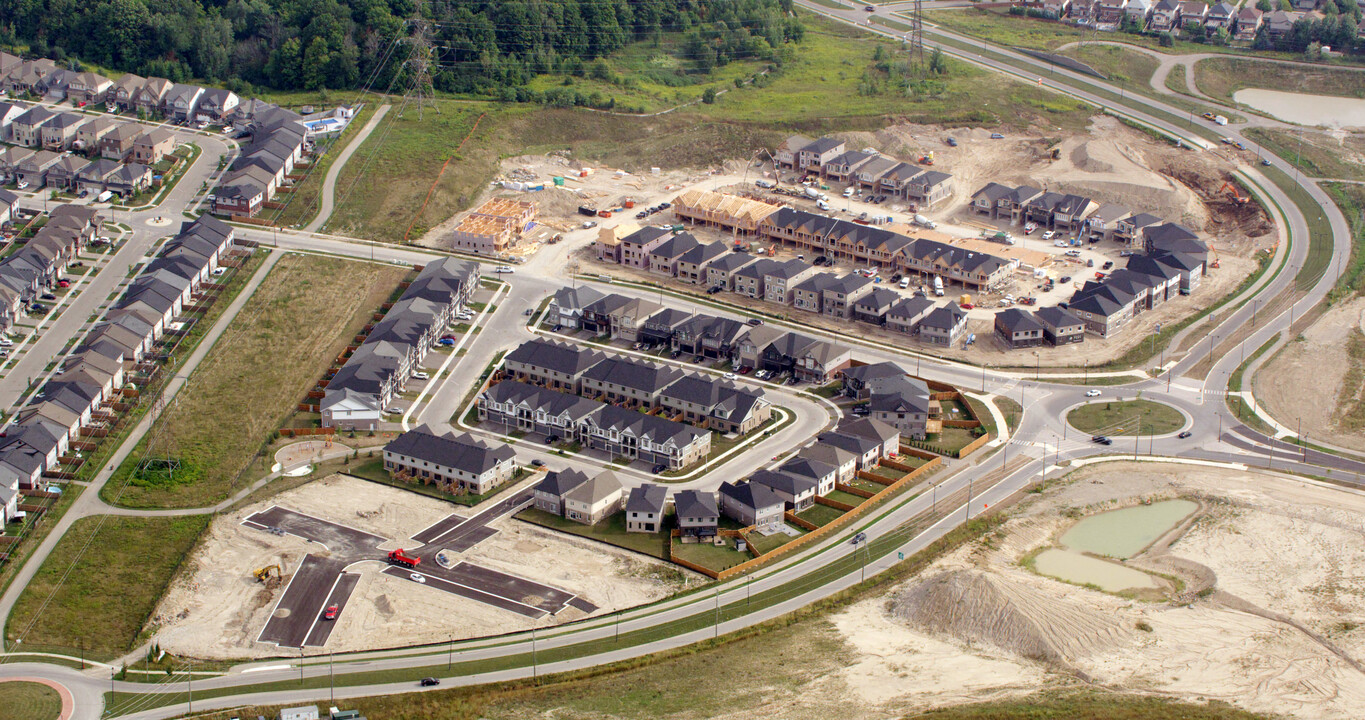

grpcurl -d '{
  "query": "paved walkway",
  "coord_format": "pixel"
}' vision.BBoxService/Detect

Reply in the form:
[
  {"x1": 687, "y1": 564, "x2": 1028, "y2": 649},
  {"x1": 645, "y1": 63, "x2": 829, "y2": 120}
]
[{"x1": 304, "y1": 104, "x2": 391, "y2": 234}]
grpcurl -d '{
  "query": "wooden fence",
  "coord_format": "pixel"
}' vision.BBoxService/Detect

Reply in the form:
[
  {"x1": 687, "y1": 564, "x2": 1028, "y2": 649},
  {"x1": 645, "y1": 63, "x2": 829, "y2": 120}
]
[
  {"x1": 956, "y1": 432, "x2": 992, "y2": 459},
  {"x1": 672, "y1": 455, "x2": 944, "y2": 580},
  {"x1": 280, "y1": 427, "x2": 336, "y2": 437}
]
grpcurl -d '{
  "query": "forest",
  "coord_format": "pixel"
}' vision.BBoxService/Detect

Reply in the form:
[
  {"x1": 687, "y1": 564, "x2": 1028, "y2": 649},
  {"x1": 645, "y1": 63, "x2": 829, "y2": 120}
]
[{"x1": 0, "y1": 0, "x2": 802, "y2": 94}]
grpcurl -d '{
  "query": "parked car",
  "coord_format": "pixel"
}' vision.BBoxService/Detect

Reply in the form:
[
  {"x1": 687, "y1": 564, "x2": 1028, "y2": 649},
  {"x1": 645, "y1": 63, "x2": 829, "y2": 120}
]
[
  {"x1": 531, "y1": 459, "x2": 545, "y2": 467},
  {"x1": 990, "y1": 133, "x2": 1004, "y2": 139},
  {"x1": 652, "y1": 463, "x2": 668, "y2": 474},
  {"x1": 412, "y1": 371, "x2": 430, "y2": 380},
  {"x1": 544, "y1": 434, "x2": 559, "y2": 444},
  {"x1": 494, "y1": 265, "x2": 514, "y2": 274},
  {"x1": 1042, "y1": 230, "x2": 1057, "y2": 240},
  {"x1": 40, "y1": 293, "x2": 55, "y2": 300},
  {"x1": 946, "y1": 137, "x2": 958, "y2": 146},
  {"x1": 723, "y1": 372, "x2": 738, "y2": 380},
  {"x1": 1059, "y1": 276, "x2": 1072, "y2": 283}
]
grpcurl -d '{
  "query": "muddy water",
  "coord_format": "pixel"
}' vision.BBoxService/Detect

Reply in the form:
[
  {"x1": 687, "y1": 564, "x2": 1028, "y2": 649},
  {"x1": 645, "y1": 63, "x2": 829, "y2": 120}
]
[
  {"x1": 1034, "y1": 499, "x2": 1197, "y2": 592},
  {"x1": 1233, "y1": 88, "x2": 1365, "y2": 127},
  {"x1": 1033, "y1": 548, "x2": 1160, "y2": 592},
  {"x1": 1061, "y1": 499, "x2": 1198, "y2": 559}
]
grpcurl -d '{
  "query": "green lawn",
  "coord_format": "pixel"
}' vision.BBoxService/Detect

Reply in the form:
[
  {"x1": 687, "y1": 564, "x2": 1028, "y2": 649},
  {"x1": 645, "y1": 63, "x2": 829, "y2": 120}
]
[
  {"x1": 925, "y1": 427, "x2": 983, "y2": 455},
  {"x1": 824, "y1": 489, "x2": 867, "y2": 506},
  {"x1": 671, "y1": 539, "x2": 749, "y2": 572},
  {"x1": 1246, "y1": 128, "x2": 1365, "y2": 183},
  {"x1": 1324, "y1": 182, "x2": 1365, "y2": 301},
  {"x1": 745, "y1": 529, "x2": 801, "y2": 555},
  {"x1": 796, "y1": 503, "x2": 845, "y2": 528},
  {"x1": 0, "y1": 681, "x2": 63, "y2": 720},
  {"x1": 518, "y1": 508, "x2": 670, "y2": 560},
  {"x1": 104, "y1": 255, "x2": 408, "y2": 509},
  {"x1": 1067, "y1": 399, "x2": 1186, "y2": 436},
  {"x1": 1056, "y1": 44, "x2": 1160, "y2": 95},
  {"x1": 7, "y1": 515, "x2": 210, "y2": 660}
]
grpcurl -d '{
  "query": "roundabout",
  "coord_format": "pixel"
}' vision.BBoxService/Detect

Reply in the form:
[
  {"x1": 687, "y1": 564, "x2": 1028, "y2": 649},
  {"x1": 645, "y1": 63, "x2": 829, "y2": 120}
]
[{"x1": 1065, "y1": 399, "x2": 1188, "y2": 437}]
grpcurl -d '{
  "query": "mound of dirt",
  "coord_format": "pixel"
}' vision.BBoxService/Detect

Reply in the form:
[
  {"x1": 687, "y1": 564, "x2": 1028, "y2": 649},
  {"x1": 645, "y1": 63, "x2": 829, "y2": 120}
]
[{"x1": 889, "y1": 569, "x2": 1128, "y2": 665}]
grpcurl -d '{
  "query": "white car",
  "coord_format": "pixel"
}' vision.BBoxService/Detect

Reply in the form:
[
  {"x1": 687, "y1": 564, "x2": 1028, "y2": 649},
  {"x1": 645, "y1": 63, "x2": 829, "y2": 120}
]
[
  {"x1": 724, "y1": 372, "x2": 738, "y2": 380},
  {"x1": 413, "y1": 371, "x2": 430, "y2": 380},
  {"x1": 410, "y1": 573, "x2": 425, "y2": 583},
  {"x1": 494, "y1": 266, "x2": 514, "y2": 274},
  {"x1": 0, "y1": 338, "x2": 12, "y2": 347},
  {"x1": 1042, "y1": 231, "x2": 1057, "y2": 240},
  {"x1": 1085, "y1": 389, "x2": 1101, "y2": 397}
]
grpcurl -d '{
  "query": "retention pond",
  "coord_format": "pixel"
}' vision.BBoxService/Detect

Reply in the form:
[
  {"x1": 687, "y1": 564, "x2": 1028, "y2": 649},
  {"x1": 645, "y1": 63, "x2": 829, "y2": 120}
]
[{"x1": 1034, "y1": 499, "x2": 1198, "y2": 592}]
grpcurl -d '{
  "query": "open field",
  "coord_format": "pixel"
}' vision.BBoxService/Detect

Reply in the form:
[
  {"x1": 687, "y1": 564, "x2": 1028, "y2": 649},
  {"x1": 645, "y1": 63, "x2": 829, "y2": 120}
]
[
  {"x1": 1196, "y1": 57, "x2": 1365, "y2": 103},
  {"x1": 104, "y1": 254, "x2": 408, "y2": 509},
  {"x1": 0, "y1": 681, "x2": 63, "y2": 720},
  {"x1": 264, "y1": 102, "x2": 378, "y2": 229},
  {"x1": 1066, "y1": 399, "x2": 1185, "y2": 435},
  {"x1": 1254, "y1": 296, "x2": 1365, "y2": 447},
  {"x1": 1325, "y1": 182, "x2": 1365, "y2": 300},
  {"x1": 1245, "y1": 128, "x2": 1365, "y2": 183},
  {"x1": 6, "y1": 515, "x2": 210, "y2": 660},
  {"x1": 1055, "y1": 44, "x2": 1160, "y2": 95},
  {"x1": 152, "y1": 475, "x2": 698, "y2": 660}
]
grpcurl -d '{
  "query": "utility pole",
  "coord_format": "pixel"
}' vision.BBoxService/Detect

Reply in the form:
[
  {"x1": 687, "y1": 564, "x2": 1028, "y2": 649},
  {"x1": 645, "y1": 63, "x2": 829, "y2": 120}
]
[
  {"x1": 329, "y1": 651, "x2": 334, "y2": 704},
  {"x1": 713, "y1": 587, "x2": 720, "y2": 638},
  {"x1": 447, "y1": 635, "x2": 453, "y2": 669},
  {"x1": 401, "y1": 18, "x2": 440, "y2": 120},
  {"x1": 531, "y1": 626, "x2": 538, "y2": 682}
]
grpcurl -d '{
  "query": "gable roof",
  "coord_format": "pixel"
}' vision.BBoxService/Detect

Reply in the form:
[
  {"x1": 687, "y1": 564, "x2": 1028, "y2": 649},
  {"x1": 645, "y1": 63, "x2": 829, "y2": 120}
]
[{"x1": 720, "y1": 480, "x2": 786, "y2": 511}]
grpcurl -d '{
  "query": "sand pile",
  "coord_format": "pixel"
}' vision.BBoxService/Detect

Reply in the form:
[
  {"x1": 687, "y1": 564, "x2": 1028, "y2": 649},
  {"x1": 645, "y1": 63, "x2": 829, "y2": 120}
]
[{"x1": 889, "y1": 569, "x2": 1128, "y2": 665}]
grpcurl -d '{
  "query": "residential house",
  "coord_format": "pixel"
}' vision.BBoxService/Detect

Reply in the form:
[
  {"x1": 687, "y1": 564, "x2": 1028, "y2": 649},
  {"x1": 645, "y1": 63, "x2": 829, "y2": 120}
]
[
  {"x1": 132, "y1": 129, "x2": 177, "y2": 165},
  {"x1": 821, "y1": 272, "x2": 875, "y2": 318},
  {"x1": 99, "y1": 123, "x2": 144, "y2": 160},
  {"x1": 1042, "y1": 0, "x2": 1071, "y2": 18},
  {"x1": 886, "y1": 296, "x2": 936, "y2": 335},
  {"x1": 674, "y1": 490, "x2": 719, "y2": 538},
  {"x1": 66, "y1": 72, "x2": 112, "y2": 104},
  {"x1": 670, "y1": 189, "x2": 781, "y2": 236},
  {"x1": 674, "y1": 240, "x2": 729, "y2": 284},
  {"x1": 840, "y1": 361, "x2": 907, "y2": 400},
  {"x1": 817, "y1": 430, "x2": 883, "y2": 471},
  {"x1": 919, "y1": 305, "x2": 969, "y2": 347},
  {"x1": 995, "y1": 308, "x2": 1045, "y2": 349},
  {"x1": 704, "y1": 252, "x2": 757, "y2": 291},
  {"x1": 194, "y1": 89, "x2": 240, "y2": 124},
  {"x1": 1003, "y1": 185, "x2": 1045, "y2": 223},
  {"x1": 866, "y1": 375, "x2": 935, "y2": 439},
  {"x1": 732, "y1": 258, "x2": 776, "y2": 299},
  {"x1": 1096, "y1": 0, "x2": 1127, "y2": 25},
  {"x1": 0, "y1": 147, "x2": 33, "y2": 178},
  {"x1": 792, "y1": 272, "x2": 838, "y2": 314},
  {"x1": 1084, "y1": 202, "x2": 1130, "y2": 242},
  {"x1": 637, "y1": 307, "x2": 693, "y2": 347},
  {"x1": 0, "y1": 189, "x2": 18, "y2": 227},
  {"x1": 109, "y1": 74, "x2": 146, "y2": 110},
  {"x1": 762, "y1": 259, "x2": 817, "y2": 305},
  {"x1": 132, "y1": 78, "x2": 173, "y2": 117},
  {"x1": 1178, "y1": 0, "x2": 1208, "y2": 28},
  {"x1": 546, "y1": 285, "x2": 606, "y2": 330},
  {"x1": 797, "y1": 444, "x2": 858, "y2": 483},
  {"x1": 562, "y1": 471, "x2": 625, "y2": 525},
  {"x1": 658, "y1": 375, "x2": 772, "y2": 434},
  {"x1": 0, "y1": 101, "x2": 27, "y2": 143},
  {"x1": 854, "y1": 155, "x2": 900, "y2": 189},
  {"x1": 383, "y1": 425, "x2": 518, "y2": 496},
  {"x1": 971, "y1": 182, "x2": 1014, "y2": 218},
  {"x1": 1114, "y1": 211, "x2": 1161, "y2": 247},
  {"x1": 647, "y1": 232, "x2": 703, "y2": 276},
  {"x1": 446, "y1": 197, "x2": 537, "y2": 255},
  {"x1": 580, "y1": 356, "x2": 682, "y2": 409},
  {"x1": 836, "y1": 417, "x2": 902, "y2": 463},
  {"x1": 1235, "y1": 6, "x2": 1264, "y2": 40},
  {"x1": 15, "y1": 150, "x2": 62, "y2": 188},
  {"x1": 1052, "y1": 194, "x2": 1096, "y2": 231},
  {"x1": 1126, "y1": 254, "x2": 1183, "y2": 307},
  {"x1": 1143, "y1": 222, "x2": 1205, "y2": 257},
  {"x1": 821, "y1": 150, "x2": 874, "y2": 182},
  {"x1": 672, "y1": 314, "x2": 747, "y2": 359},
  {"x1": 719, "y1": 481, "x2": 785, "y2": 527},
  {"x1": 778, "y1": 456, "x2": 838, "y2": 497},
  {"x1": 1035, "y1": 305, "x2": 1086, "y2": 345},
  {"x1": 581, "y1": 294, "x2": 664, "y2": 342},
  {"x1": 1126, "y1": 0, "x2": 1154, "y2": 24},
  {"x1": 10, "y1": 105, "x2": 55, "y2": 147},
  {"x1": 43, "y1": 155, "x2": 89, "y2": 190},
  {"x1": 876, "y1": 162, "x2": 924, "y2": 199},
  {"x1": 1205, "y1": 1, "x2": 1236, "y2": 29},
  {"x1": 749, "y1": 470, "x2": 817, "y2": 511},
  {"x1": 1067, "y1": 277, "x2": 1143, "y2": 337},
  {"x1": 39, "y1": 112, "x2": 86, "y2": 151},
  {"x1": 851, "y1": 287, "x2": 901, "y2": 325},
  {"x1": 615, "y1": 226, "x2": 672, "y2": 269},
  {"x1": 105, "y1": 163, "x2": 153, "y2": 197},
  {"x1": 775, "y1": 134, "x2": 814, "y2": 169},
  {"x1": 212, "y1": 172, "x2": 268, "y2": 216},
  {"x1": 625, "y1": 484, "x2": 668, "y2": 533},
  {"x1": 162, "y1": 83, "x2": 204, "y2": 121},
  {"x1": 1265, "y1": 9, "x2": 1303, "y2": 38},
  {"x1": 902, "y1": 170, "x2": 955, "y2": 209},
  {"x1": 1148, "y1": 0, "x2": 1181, "y2": 30},
  {"x1": 797, "y1": 137, "x2": 846, "y2": 171},
  {"x1": 503, "y1": 338, "x2": 606, "y2": 393},
  {"x1": 74, "y1": 116, "x2": 118, "y2": 154}
]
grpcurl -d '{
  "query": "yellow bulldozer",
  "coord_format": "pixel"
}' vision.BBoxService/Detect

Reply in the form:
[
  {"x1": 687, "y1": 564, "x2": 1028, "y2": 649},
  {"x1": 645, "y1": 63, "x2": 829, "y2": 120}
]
[{"x1": 253, "y1": 564, "x2": 283, "y2": 589}]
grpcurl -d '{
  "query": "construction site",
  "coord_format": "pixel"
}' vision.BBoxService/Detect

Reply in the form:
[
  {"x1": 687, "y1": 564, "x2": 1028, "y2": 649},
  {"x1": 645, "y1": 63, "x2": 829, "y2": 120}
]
[{"x1": 149, "y1": 474, "x2": 701, "y2": 660}]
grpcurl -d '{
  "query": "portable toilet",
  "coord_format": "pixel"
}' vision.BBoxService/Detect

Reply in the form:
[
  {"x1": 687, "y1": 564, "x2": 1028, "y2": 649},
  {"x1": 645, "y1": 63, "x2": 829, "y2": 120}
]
[{"x1": 552, "y1": 176, "x2": 564, "y2": 186}]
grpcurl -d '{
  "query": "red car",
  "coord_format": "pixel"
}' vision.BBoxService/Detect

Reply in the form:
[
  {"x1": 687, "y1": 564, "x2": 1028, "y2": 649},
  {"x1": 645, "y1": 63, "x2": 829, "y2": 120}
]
[
  {"x1": 57, "y1": 280, "x2": 70, "y2": 288},
  {"x1": 323, "y1": 605, "x2": 339, "y2": 620},
  {"x1": 960, "y1": 303, "x2": 974, "y2": 310},
  {"x1": 738, "y1": 366, "x2": 751, "y2": 374}
]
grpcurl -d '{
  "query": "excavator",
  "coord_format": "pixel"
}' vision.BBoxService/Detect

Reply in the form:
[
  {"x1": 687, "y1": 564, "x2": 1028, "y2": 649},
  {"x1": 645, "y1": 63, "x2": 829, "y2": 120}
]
[
  {"x1": 1219, "y1": 181, "x2": 1249, "y2": 206},
  {"x1": 253, "y1": 564, "x2": 283, "y2": 589}
]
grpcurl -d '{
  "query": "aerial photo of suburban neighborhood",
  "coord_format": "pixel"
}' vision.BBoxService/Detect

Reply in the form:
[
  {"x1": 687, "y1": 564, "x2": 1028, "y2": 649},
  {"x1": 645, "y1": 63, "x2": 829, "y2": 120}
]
[{"x1": 1, "y1": 1, "x2": 1365, "y2": 719}]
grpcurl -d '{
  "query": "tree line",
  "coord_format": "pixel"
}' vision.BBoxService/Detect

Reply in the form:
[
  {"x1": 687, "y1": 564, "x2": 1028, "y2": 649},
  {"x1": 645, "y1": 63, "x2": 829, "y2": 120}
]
[{"x1": 0, "y1": 0, "x2": 800, "y2": 94}]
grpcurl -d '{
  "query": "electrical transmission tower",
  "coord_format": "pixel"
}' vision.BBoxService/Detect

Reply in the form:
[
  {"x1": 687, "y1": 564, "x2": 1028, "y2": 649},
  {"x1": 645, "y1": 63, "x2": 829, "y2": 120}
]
[
  {"x1": 401, "y1": 17, "x2": 440, "y2": 120},
  {"x1": 911, "y1": 0, "x2": 925, "y2": 69}
]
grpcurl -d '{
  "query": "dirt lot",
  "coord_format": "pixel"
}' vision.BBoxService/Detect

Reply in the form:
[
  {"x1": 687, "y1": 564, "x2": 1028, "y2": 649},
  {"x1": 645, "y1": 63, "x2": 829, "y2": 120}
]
[
  {"x1": 801, "y1": 462, "x2": 1365, "y2": 720},
  {"x1": 1254, "y1": 297, "x2": 1365, "y2": 448},
  {"x1": 151, "y1": 474, "x2": 699, "y2": 659}
]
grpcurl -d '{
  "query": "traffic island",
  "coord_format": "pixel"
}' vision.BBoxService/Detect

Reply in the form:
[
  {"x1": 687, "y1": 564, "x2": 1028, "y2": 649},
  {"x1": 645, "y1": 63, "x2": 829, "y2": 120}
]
[{"x1": 1066, "y1": 399, "x2": 1186, "y2": 437}]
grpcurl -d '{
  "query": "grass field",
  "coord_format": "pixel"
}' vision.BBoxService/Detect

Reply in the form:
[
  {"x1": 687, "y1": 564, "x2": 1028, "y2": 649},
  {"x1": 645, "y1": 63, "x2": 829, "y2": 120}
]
[
  {"x1": 262, "y1": 102, "x2": 378, "y2": 229},
  {"x1": 1067, "y1": 399, "x2": 1186, "y2": 436},
  {"x1": 1245, "y1": 128, "x2": 1365, "y2": 182},
  {"x1": 671, "y1": 539, "x2": 749, "y2": 572},
  {"x1": 104, "y1": 254, "x2": 408, "y2": 509},
  {"x1": 7, "y1": 515, "x2": 210, "y2": 660},
  {"x1": 1325, "y1": 182, "x2": 1365, "y2": 301},
  {"x1": 796, "y1": 503, "x2": 845, "y2": 527},
  {"x1": 1055, "y1": 44, "x2": 1160, "y2": 94},
  {"x1": 0, "y1": 681, "x2": 63, "y2": 720},
  {"x1": 1196, "y1": 56, "x2": 1365, "y2": 102},
  {"x1": 517, "y1": 508, "x2": 670, "y2": 560}
]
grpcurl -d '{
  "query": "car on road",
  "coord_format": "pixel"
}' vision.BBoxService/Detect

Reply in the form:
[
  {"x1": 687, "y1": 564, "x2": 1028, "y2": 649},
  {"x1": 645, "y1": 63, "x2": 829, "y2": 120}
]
[
  {"x1": 323, "y1": 605, "x2": 339, "y2": 620},
  {"x1": 1178, "y1": 430, "x2": 1193, "y2": 439},
  {"x1": 1085, "y1": 389, "x2": 1101, "y2": 397},
  {"x1": 1091, "y1": 435, "x2": 1113, "y2": 445},
  {"x1": 1221, "y1": 137, "x2": 1234, "y2": 145},
  {"x1": 1101, "y1": 261, "x2": 1113, "y2": 270},
  {"x1": 531, "y1": 459, "x2": 545, "y2": 467},
  {"x1": 410, "y1": 573, "x2": 425, "y2": 583},
  {"x1": 523, "y1": 308, "x2": 534, "y2": 316},
  {"x1": 421, "y1": 678, "x2": 440, "y2": 687},
  {"x1": 1261, "y1": 158, "x2": 1272, "y2": 166},
  {"x1": 494, "y1": 265, "x2": 514, "y2": 274},
  {"x1": 724, "y1": 372, "x2": 738, "y2": 380}
]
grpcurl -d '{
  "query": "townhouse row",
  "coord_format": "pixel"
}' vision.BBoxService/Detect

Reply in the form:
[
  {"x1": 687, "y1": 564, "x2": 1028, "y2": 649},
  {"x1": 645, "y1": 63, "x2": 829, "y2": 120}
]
[
  {"x1": 0, "y1": 215, "x2": 235, "y2": 515},
  {"x1": 320, "y1": 258, "x2": 481, "y2": 431},
  {"x1": 501, "y1": 337, "x2": 773, "y2": 435},
  {"x1": 546, "y1": 285, "x2": 859, "y2": 384},
  {"x1": 970, "y1": 181, "x2": 1192, "y2": 249},
  {"x1": 0, "y1": 204, "x2": 101, "y2": 334},
  {"x1": 382, "y1": 423, "x2": 519, "y2": 496},
  {"x1": 771, "y1": 135, "x2": 955, "y2": 210},
  {"x1": 1038, "y1": 0, "x2": 1323, "y2": 44},
  {"x1": 212, "y1": 104, "x2": 312, "y2": 218}
]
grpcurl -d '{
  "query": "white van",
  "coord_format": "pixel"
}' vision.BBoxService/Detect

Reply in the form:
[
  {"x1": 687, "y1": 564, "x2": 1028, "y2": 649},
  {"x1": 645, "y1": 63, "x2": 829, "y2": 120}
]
[
  {"x1": 1064, "y1": 249, "x2": 1082, "y2": 257},
  {"x1": 842, "y1": 187, "x2": 855, "y2": 198}
]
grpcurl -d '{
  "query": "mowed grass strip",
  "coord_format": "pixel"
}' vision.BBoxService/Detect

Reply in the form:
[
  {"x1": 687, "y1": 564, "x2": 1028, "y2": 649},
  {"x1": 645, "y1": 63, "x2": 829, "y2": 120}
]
[
  {"x1": 1067, "y1": 399, "x2": 1186, "y2": 436},
  {"x1": 108, "y1": 254, "x2": 408, "y2": 509},
  {"x1": 7, "y1": 515, "x2": 209, "y2": 660},
  {"x1": 0, "y1": 681, "x2": 63, "y2": 720}
]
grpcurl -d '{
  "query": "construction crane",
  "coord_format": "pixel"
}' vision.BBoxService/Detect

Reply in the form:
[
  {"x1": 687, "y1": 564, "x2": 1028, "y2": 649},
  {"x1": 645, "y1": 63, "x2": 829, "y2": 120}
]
[
  {"x1": 1220, "y1": 181, "x2": 1249, "y2": 206},
  {"x1": 253, "y1": 565, "x2": 282, "y2": 589}
]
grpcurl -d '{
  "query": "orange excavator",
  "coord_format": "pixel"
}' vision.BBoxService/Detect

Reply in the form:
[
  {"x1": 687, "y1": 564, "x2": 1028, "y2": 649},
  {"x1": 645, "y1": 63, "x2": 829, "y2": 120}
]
[{"x1": 1220, "y1": 181, "x2": 1249, "y2": 206}]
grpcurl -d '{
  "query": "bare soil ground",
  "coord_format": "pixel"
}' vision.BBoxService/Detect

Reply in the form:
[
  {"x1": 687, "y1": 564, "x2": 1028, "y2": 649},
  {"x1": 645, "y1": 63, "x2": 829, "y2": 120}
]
[
  {"x1": 1255, "y1": 296, "x2": 1365, "y2": 447},
  {"x1": 151, "y1": 474, "x2": 698, "y2": 659},
  {"x1": 813, "y1": 462, "x2": 1365, "y2": 720}
]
